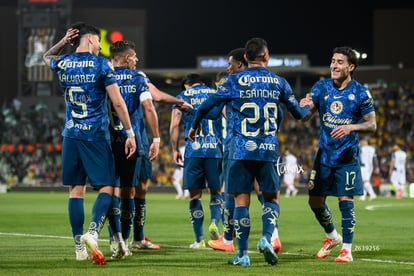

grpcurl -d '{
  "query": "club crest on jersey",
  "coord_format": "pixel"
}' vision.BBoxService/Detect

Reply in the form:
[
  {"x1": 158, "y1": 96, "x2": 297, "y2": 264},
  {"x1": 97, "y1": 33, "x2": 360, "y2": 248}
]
[{"x1": 330, "y1": 101, "x2": 343, "y2": 114}]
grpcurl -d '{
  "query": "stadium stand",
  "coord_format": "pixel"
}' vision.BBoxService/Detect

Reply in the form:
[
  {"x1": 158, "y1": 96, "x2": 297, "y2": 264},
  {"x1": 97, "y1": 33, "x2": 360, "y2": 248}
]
[{"x1": 1, "y1": 81, "x2": 413, "y2": 196}]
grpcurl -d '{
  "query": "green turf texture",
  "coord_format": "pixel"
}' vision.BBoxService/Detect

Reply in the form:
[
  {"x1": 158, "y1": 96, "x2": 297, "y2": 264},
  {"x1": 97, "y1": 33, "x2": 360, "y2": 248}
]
[{"x1": 0, "y1": 192, "x2": 413, "y2": 275}]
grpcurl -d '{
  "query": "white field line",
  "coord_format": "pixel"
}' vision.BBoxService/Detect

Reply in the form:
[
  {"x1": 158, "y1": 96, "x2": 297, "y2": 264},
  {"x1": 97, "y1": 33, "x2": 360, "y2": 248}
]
[
  {"x1": 365, "y1": 202, "x2": 414, "y2": 211},
  {"x1": 1, "y1": 232, "x2": 414, "y2": 265}
]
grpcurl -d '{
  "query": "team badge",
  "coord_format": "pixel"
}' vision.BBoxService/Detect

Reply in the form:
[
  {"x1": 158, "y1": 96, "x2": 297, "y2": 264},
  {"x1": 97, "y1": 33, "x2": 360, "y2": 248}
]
[{"x1": 330, "y1": 101, "x2": 343, "y2": 114}]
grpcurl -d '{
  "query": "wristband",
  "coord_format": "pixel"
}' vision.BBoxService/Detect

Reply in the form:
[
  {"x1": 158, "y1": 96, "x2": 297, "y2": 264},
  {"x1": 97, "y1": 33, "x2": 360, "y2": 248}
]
[
  {"x1": 153, "y1": 137, "x2": 161, "y2": 143},
  {"x1": 126, "y1": 128, "x2": 135, "y2": 138}
]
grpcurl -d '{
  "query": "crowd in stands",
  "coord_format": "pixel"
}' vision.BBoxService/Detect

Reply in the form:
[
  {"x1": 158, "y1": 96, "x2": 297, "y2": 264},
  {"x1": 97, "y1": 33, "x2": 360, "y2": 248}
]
[{"x1": 1, "y1": 80, "x2": 413, "y2": 193}]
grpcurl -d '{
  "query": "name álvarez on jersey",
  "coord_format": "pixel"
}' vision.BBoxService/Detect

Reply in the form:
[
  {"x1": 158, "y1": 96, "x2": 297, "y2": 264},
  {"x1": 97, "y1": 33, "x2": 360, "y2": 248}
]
[{"x1": 57, "y1": 60, "x2": 96, "y2": 83}]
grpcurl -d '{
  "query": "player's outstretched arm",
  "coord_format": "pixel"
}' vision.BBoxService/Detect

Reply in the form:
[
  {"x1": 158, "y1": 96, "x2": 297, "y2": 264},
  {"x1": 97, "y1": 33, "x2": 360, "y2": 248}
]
[
  {"x1": 169, "y1": 108, "x2": 183, "y2": 166},
  {"x1": 299, "y1": 94, "x2": 316, "y2": 121},
  {"x1": 142, "y1": 99, "x2": 160, "y2": 161},
  {"x1": 331, "y1": 111, "x2": 377, "y2": 139}
]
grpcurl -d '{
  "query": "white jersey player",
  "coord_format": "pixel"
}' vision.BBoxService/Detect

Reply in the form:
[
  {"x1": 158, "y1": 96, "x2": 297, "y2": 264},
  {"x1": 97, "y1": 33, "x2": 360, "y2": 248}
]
[
  {"x1": 389, "y1": 144, "x2": 407, "y2": 199},
  {"x1": 283, "y1": 149, "x2": 298, "y2": 197},
  {"x1": 172, "y1": 145, "x2": 189, "y2": 199},
  {"x1": 359, "y1": 139, "x2": 379, "y2": 201}
]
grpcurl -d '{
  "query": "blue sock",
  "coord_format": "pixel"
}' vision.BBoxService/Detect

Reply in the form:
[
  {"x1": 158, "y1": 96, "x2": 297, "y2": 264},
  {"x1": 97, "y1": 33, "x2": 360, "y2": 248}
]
[
  {"x1": 257, "y1": 193, "x2": 264, "y2": 206},
  {"x1": 234, "y1": 206, "x2": 249, "y2": 257},
  {"x1": 339, "y1": 200, "x2": 355, "y2": 243},
  {"x1": 133, "y1": 198, "x2": 146, "y2": 241},
  {"x1": 262, "y1": 201, "x2": 279, "y2": 241},
  {"x1": 89, "y1": 192, "x2": 112, "y2": 234},
  {"x1": 107, "y1": 195, "x2": 122, "y2": 238},
  {"x1": 223, "y1": 195, "x2": 235, "y2": 241},
  {"x1": 107, "y1": 224, "x2": 114, "y2": 245},
  {"x1": 121, "y1": 198, "x2": 135, "y2": 241},
  {"x1": 68, "y1": 198, "x2": 84, "y2": 245},
  {"x1": 311, "y1": 204, "x2": 335, "y2": 234},
  {"x1": 220, "y1": 192, "x2": 226, "y2": 226},
  {"x1": 189, "y1": 199, "x2": 204, "y2": 242},
  {"x1": 108, "y1": 195, "x2": 121, "y2": 246},
  {"x1": 210, "y1": 193, "x2": 223, "y2": 226}
]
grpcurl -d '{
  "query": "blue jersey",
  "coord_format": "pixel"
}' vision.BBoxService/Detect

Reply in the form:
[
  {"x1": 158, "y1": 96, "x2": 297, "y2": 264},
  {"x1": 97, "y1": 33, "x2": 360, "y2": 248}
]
[
  {"x1": 109, "y1": 66, "x2": 151, "y2": 156},
  {"x1": 177, "y1": 84, "x2": 223, "y2": 159},
  {"x1": 310, "y1": 79, "x2": 375, "y2": 167},
  {"x1": 49, "y1": 52, "x2": 117, "y2": 141},
  {"x1": 193, "y1": 67, "x2": 308, "y2": 162}
]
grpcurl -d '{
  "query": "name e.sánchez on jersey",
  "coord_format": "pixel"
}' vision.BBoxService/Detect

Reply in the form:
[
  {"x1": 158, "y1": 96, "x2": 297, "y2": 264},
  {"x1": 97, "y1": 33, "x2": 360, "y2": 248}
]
[{"x1": 238, "y1": 75, "x2": 281, "y2": 99}]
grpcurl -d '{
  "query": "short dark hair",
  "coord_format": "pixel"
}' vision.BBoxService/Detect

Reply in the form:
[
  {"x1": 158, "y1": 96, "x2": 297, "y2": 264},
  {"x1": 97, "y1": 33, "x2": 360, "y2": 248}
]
[
  {"x1": 69, "y1": 22, "x2": 100, "y2": 49},
  {"x1": 227, "y1": 47, "x2": 247, "y2": 67},
  {"x1": 244, "y1": 37, "x2": 268, "y2": 61},
  {"x1": 333, "y1": 46, "x2": 359, "y2": 70},
  {"x1": 110, "y1": 40, "x2": 135, "y2": 59},
  {"x1": 181, "y1": 73, "x2": 203, "y2": 90},
  {"x1": 215, "y1": 70, "x2": 228, "y2": 83}
]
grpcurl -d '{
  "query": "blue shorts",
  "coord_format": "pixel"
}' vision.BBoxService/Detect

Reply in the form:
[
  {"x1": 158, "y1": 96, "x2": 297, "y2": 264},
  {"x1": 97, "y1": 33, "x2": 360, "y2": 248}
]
[
  {"x1": 61, "y1": 137, "x2": 115, "y2": 187},
  {"x1": 183, "y1": 158, "x2": 222, "y2": 191},
  {"x1": 137, "y1": 154, "x2": 152, "y2": 183},
  {"x1": 308, "y1": 151, "x2": 363, "y2": 197},
  {"x1": 226, "y1": 159, "x2": 280, "y2": 194},
  {"x1": 112, "y1": 141, "x2": 140, "y2": 188}
]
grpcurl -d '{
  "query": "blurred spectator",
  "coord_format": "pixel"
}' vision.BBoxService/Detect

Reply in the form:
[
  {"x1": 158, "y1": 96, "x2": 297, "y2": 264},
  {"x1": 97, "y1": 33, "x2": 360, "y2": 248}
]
[{"x1": 1, "y1": 80, "x2": 413, "y2": 189}]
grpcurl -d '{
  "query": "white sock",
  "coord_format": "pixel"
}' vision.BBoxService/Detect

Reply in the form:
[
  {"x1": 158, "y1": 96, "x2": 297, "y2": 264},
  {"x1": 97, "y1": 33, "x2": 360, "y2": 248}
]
[
  {"x1": 327, "y1": 229, "x2": 339, "y2": 240},
  {"x1": 342, "y1": 243, "x2": 352, "y2": 252},
  {"x1": 271, "y1": 227, "x2": 279, "y2": 240}
]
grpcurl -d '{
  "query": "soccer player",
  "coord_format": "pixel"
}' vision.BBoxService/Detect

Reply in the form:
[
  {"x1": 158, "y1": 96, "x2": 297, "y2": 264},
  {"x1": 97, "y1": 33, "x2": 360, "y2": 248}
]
[
  {"x1": 388, "y1": 143, "x2": 407, "y2": 199},
  {"x1": 207, "y1": 47, "x2": 282, "y2": 254},
  {"x1": 189, "y1": 38, "x2": 310, "y2": 266},
  {"x1": 43, "y1": 22, "x2": 136, "y2": 265},
  {"x1": 172, "y1": 143, "x2": 189, "y2": 199},
  {"x1": 359, "y1": 138, "x2": 379, "y2": 201},
  {"x1": 130, "y1": 58, "x2": 192, "y2": 252},
  {"x1": 300, "y1": 46, "x2": 377, "y2": 262},
  {"x1": 107, "y1": 40, "x2": 160, "y2": 257},
  {"x1": 283, "y1": 148, "x2": 299, "y2": 197},
  {"x1": 170, "y1": 73, "x2": 224, "y2": 249}
]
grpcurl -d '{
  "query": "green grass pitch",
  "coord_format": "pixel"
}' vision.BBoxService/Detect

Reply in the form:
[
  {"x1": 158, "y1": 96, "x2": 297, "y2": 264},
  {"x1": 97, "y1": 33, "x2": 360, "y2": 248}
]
[{"x1": 0, "y1": 191, "x2": 413, "y2": 275}]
